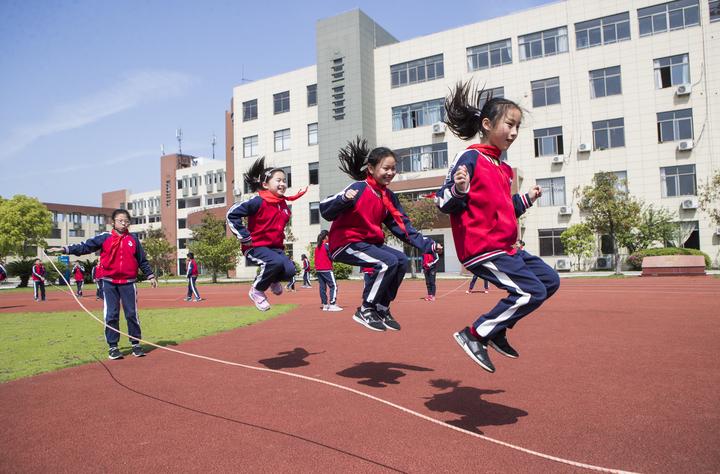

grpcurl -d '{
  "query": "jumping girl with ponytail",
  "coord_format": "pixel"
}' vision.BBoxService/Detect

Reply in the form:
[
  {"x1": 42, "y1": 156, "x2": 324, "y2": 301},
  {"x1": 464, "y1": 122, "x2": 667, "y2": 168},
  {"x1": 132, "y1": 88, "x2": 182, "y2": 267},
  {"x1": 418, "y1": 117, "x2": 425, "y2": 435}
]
[
  {"x1": 227, "y1": 157, "x2": 308, "y2": 311},
  {"x1": 320, "y1": 138, "x2": 441, "y2": 332},
  {"x1": 436, "y1": 81, "x2": 560, "y2": 373}
]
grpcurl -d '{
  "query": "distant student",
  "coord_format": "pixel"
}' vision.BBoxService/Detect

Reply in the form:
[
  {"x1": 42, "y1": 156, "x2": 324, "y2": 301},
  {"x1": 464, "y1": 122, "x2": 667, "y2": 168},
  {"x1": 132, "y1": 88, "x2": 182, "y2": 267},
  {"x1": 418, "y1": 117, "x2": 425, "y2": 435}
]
[
  {"x1": 301, "y1": 254, "x2": 312, "y2": 288},
  {"x1": 314, "y1": 230, "x2": 342, "y2": 312},
  {"x1": 467, "y1": 275, "x2": 489, "y2": 294},
  {"x1": 226, "y1": 157, "x2": 308, "y2": 311},
  {"x1": 0, "y1": 260, "x2": 7, "y2": 284},
  {"x1": 422, "y1": 248, "x2": 441, "y2": 301},
  {"x1": 185, "y1": 252, "x2": 203, "y2": 302},
  {"x1": 285, "y1": 273, "x2": 297, "y2": 292},
  {"x1": 31, "y1": 259, "x2": 46, "y2": 302},
  {"x1": 48, "y1": 209, "x2": 158, "y2": 360},
  {"x1": 91, "y1": 264, "x2": 103, "y2": 300},
  {"x1": 320, "y1": 137, "x2": 441, "y2": 331},
  {"x1": 436, "y1": 81, "x2": 559, "y2": 373},
  {"x1": 71, "y1": 262, "x2": 85, "y2": 297}
]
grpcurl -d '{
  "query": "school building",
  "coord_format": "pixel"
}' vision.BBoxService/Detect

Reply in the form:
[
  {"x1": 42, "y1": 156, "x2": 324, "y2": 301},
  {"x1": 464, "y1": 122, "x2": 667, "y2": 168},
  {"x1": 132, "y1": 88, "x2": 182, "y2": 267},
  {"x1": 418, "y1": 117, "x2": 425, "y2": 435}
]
[{"x1": 225, "y1": 0, "x2": 720, "y2": 276}]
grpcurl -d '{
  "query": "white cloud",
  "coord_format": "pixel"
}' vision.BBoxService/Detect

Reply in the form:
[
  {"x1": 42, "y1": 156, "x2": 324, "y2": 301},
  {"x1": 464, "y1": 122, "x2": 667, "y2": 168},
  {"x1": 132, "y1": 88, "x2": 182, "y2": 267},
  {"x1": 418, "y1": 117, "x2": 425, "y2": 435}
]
[{"x1": 0, "y1": 70, "x2": 195, "y2": 158}]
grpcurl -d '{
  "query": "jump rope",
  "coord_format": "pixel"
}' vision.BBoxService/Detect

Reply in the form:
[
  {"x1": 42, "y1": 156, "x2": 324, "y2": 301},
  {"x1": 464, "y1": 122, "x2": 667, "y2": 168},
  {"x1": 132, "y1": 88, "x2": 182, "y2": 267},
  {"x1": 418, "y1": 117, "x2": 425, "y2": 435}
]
[{"x1": 41, "y1": 251, "x2": 637, "y2": 474}]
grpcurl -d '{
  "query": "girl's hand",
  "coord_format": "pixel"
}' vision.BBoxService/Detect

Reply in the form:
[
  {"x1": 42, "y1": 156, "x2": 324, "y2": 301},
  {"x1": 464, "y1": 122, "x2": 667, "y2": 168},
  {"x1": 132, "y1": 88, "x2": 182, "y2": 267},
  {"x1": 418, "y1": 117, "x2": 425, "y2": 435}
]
[
  {"x1": 148, "y1": 277, "x2": 158, "y2": 288},
  {"x1": 344, "y1": 189, "x2": 358, "y2": 201},
  {"x1": 435, "y1": 243, "x2": 443, "y2": 254},
  {"x1": 528, "y1": 185, "x2": 542, "y2": 202},
  {"x1": 46, "y1": 247, "x2": 64, "y2": 255},
  {"x1": 454, "y1": 165, "x2": 469, "y2": 193}
]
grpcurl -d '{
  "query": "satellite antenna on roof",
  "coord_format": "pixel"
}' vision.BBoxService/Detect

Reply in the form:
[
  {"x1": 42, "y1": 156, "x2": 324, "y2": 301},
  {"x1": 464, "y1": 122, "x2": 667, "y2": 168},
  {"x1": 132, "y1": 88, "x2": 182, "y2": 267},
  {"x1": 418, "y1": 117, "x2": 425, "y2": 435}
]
[
  {"x1": 161, "y1": 144, "x2": 165, "y2": 156},
  {"x1": 211, "y1": 133, "x2": 216, "y2": 160},
  {"x1": 176, "y1": 128, "x2": 183, "y2": 155},
  {"x1": 240, "y1": 65, "x2": 253, "y2": 83}
]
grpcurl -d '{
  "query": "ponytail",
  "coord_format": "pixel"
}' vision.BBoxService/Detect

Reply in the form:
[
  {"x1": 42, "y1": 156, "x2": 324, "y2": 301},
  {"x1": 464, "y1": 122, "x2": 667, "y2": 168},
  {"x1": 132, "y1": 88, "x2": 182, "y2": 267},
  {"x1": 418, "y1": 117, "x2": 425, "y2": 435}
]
[
  {"x1": 444, "y1": 80, "x2": 521, "y2": 141},
  {"x1": 243, "y1": 157, "x2": 283, "y2": 192},
  {"x1": 316, "y1": 230, "x2": 329, "y2": 247},
  {"x1": 338, "y1": 136, "x2": 398, "y2": 181}
]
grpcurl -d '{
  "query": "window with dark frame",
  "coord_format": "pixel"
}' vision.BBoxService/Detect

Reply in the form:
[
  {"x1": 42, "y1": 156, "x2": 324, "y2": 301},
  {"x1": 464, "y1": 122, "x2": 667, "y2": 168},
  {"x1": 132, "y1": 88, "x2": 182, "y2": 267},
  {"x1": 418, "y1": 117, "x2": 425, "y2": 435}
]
[
  {"x1": 661, "y1": 164, "x2": 696, "y2": 197},
  {"x1": 307, "y1": 84, "x2": 317, "y2": 106},
  {"x1": 309, "y1": 202, "x2": 320, "y2": 225},
  {"x1": 391, "y1": 54, "x2": 444, "y2": 88},
  {"x1": 538, "y1": 229, "x2": 566, "y2": 256},
  {"x1": 638, "y1": 0, "x2": 699, "y2": 36},
  {"x1": 273, "y1": 91, "x2": 290, "y2": 114},
  {"x1": 531, "y1": 77, "x2": 561, "y2": 107},
  {"x1": 533, "y1": 127, "x2": 564, "y2": 156},
  {"x1": 656, "y1": 109, "x2": 693, "y2": 142},
  {"x1": 592, "y1": 118, "x2": 625, "y2": 150},
  {"x1": 242, "y1": 99, "x2": 257, "y2": 121},
  {"x1": 654, "y1": 54, "x2": 690, "y2": 88},
  {"x1": 589, "y1": 66, "x2": 622, "y2": 98},
  {"x1": 575, "y1": 12, "x2": 631, "y2": 49},
  {"x1": 308, "y1": 162, "x2": 319, "y2": 185},
  {"x1": 467, "y1": 39, "x2": 512, "y2": 71}
]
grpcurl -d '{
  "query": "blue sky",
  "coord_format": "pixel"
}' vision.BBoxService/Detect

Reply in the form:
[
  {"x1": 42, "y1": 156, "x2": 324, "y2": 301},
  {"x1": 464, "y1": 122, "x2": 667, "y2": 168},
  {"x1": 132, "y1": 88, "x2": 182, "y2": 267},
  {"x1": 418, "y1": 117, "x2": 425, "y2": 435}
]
[{"x1": 0, "y1": 0, "x2": 554, "y2": 206}]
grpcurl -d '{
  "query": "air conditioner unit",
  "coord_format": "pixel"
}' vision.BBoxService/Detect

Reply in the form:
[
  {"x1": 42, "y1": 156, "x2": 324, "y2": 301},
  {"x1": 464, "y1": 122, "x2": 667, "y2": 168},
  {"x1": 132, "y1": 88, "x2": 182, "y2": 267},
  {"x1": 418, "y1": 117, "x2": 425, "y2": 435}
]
[
  {"x1": 675, "y1": 84, "x2": 691, "y2": 96},
  {"x1": 681, "y1": 198, "x2": 698, "y2": 209},
  {"x1": 555, "y1": 258, "x2": 571, "y2": 271},
  {"x1": 677, "y1": 139, "x2": 694, "y2": 151},
  {"x1": 715, "y1": 227, "x2": 720, "y2": 236},
  {"x1": 596, "y1": 256, "x2": 613, "y2": 270},
  {"x1": 577, "y1": 143, "x2": 591, "y2": 153},
  {"x1": 558, "y1": 205, "x2": 572, "y2": 216},
  {"x1": 233, "y1": 187, "x2": 242, "y2": 196},
  {"x1": 431, "y1": 122, "x2": 446, "y2": 134},
  {"x1": 551, "y1": 155, "x2": 564, "y2": 164}
]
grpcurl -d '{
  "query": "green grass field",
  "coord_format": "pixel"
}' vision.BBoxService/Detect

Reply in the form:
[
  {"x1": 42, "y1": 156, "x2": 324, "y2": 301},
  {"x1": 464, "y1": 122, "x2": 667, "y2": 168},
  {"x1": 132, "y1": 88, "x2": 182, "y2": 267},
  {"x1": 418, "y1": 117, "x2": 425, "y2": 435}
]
[{"x1": 0, "y1": 305, "x2": 294, "y2": 383}]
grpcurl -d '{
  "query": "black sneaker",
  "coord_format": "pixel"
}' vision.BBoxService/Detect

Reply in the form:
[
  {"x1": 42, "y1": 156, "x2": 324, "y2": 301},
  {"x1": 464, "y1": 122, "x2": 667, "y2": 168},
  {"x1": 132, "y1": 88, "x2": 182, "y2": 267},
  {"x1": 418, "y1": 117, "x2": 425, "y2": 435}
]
[
  {"x1": 131, "y1": 344, "x2": 146, "y2": 357},
  {"x1": 453, "y1": 327, "x2": 495, "y2": 373},
  {"x1": 108, "y1": 346, "x2": 123, "y2": 360},
  {"x1": 378, "y1": 309, "x2": 401, "y2": 331},
  {"x1": 184, "y1": 297, "x2": 192, "y2": 302},
  {"x1": 352, "y1": 307, "x2": 386, "y2": 332},
  {"x1": 488, "y1": 330, "x2": 519, "y2": 358}
]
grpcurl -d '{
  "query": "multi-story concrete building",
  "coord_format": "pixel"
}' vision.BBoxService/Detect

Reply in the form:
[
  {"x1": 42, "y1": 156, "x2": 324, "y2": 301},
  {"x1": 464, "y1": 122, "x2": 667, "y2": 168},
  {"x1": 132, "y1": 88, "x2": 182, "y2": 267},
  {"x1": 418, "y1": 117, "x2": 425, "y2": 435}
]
[
  {"x1": 43, "y1": 203, "x2": 114, "y2": 262},
  {"x1": 228, "y1": 0, "x2": 720, "y2": 275}
]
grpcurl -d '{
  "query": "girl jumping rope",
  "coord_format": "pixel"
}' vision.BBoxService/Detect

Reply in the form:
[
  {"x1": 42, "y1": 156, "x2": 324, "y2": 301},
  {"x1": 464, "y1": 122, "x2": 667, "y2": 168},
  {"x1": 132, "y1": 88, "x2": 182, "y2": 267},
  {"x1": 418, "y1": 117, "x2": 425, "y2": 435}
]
[
  {"x1": 314, "y1": 230, "x2": 342, "y2": 312},
  {"x1": 227, "y1": 157, "x2": 308, "y2": 311},
  {"x1": 320, "y1": 137, "x2": 441, "y2": 331},
  {"x1": 300, "y1": 254, "x2": 311, "y2": 288},
  {"x1": 436, "y1": 82, "x2": 560, "y2": 373}
]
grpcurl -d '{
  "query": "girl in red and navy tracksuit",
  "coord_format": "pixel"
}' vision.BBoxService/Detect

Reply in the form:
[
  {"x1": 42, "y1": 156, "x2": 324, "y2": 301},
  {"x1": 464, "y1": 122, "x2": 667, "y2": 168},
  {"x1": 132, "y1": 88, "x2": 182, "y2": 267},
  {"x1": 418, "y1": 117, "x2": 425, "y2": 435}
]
[
  {"x1": 49, "y1": 209, "x2": 157, "y2": 360},
  {"x1": 436, "y1": 81, "x2": 560, "y2": 373},
  {"x1": 71, "y1": 262, "x2": 85, "y2": 297},
  {"x1": 314, "y1": 230, "x2": 342, "y2": 312},
  {"x1": 0, "y1": 260, "x2": 7, "y2": 284},
  {"x1": 91, "y1": 264, "x2": 103, "y2": 300},
  {"x1": 32, "y1": 259, "x2": 46, "y2": 301},
  {"x1": 226, "y1": 157, "x2": 307, "y2": 312},
  {"x1": 320, "y1": 138, "x2": 441, "y2": 332},
  {"x1": 301, "y1": 254, "x2": 311, "y2": 288},
  {"x1": 422, "y1": 251, "x2": 440, "y2": 301},
  {"x1": 185, "y1": 252, "x2": 202, "y2": 302}
]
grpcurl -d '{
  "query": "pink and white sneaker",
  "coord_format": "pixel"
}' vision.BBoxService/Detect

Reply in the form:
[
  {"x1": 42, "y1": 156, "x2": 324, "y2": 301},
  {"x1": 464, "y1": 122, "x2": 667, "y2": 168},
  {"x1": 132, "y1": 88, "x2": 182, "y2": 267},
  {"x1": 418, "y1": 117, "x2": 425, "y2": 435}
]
[
  {"x1": 248, "y1": 288, "x2": 271, "y2": 311},
  {"x1": 269, "y1": 282, "x2": 283, "y2": 296}
]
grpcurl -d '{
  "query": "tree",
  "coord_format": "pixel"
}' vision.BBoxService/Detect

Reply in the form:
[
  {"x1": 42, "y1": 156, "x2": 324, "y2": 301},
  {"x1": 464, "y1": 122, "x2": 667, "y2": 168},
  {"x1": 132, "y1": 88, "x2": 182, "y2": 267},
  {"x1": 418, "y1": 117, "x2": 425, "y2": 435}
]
[
  {"x1": 0, "y1": 195, "x2": 53, "y2": 258},
  {"x1": 697, "y1": 169, "x2": 720, "y2": 226},
  {"x1": 188, "y1": 213, "x2": 241, "y2": 283},
  {"x1": 395, "y1": 195, "x2": 441, "y2": 277},
  {"x1": 560, "y1": 224, "x2": 595, "y2": 271},
  {"x1": 141, "y1": 228, "x2": 175, "y2": 277},
  {"x1": 622, "y1": 204, "x2": 676, "y2": 254},
  {"x1": 577, "y1": 172, "x2": 641, "y2": 274}
]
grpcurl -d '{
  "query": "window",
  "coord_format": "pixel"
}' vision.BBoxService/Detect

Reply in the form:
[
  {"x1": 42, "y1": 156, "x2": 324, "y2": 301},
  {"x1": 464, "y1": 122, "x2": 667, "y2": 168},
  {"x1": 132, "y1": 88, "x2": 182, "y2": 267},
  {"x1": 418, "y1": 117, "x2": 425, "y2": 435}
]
[
  {"x1": 177, "y1": 199, "x2": 186, "y2": 209},
  {"x1": 274, "y1": 129, "x2": 290, "y2": 151},
  {"x1": 391, "y1": 54, "x2": 444, "y2": 88},
  {"x1": 243, "y1": 135, "x2": 258, "y2": 158},
  {"x1": 712, "y1": 0, "x2": 720, "y2": 21},
  {"x1": 178, "y1": 238, "x2": 187, "y2": 249},
  {"x1": 242, "y1": 99, "x2": 257, "y2": 121},
  {"x1": 332, "y1": 84, "x2": 345, "y2": 120},
  {"x1": 307, "y1": 84, "x2": 317, "y2": 106},
  {"x1": 661, "y1": 164, "x2": 696, "y2": 197},
  {"x1": 654, "y1": 54, "x2": 690, "y2": 88},
  {"x1": 657, "y1": 109, "x2": 693, "y2": 142},
  {"x1": 575, "y1": 12, "x2": 631, "y2": 49},
  {"x1": 531, "y1": 77, "x2": 560, "y2": 107},
  {"x1": 592, "y1": 118, "x2": 625, "y2": 150},
  {"x1": 638, "y1": 0, "x2": 699, "y2": 36},
  {"x1": 392, "y1": 98, "x2": 445, "y2": 131},
  {"x1": 177, "y1": 179, "x2": 183, "y2": 190},
  {"x1": 590, "y1": 66, "x2": 622, "y2": 98},
  {"x1": 534, "y1": 127, "x2": 564, "y2": 156},
  {"x1": 539, "y1": 229, "x2": 566, "y2": 256},
  {"x1": 467, "y1": 39, "x2": 512, "y2": 71},
  {"x1": 307, "y1": 123, "x2": 318, "y2": 146},
  {"x1": 394, "y1": 143, "x2": 448, "y2": 173},
  {"x1": 519, "y1": 26, "x2": 568, "y2": 61},
  {"x1": 309, "y1": 202, "x2": 320, "y2": 225},
  {"x1": 308, "y1": 162, "x2": 319, "y2": 185},
  {"x1": 178, "y1": 218, "x2": 186, "y2": 229},
  {"x1": 273, "y1": 91, "x2": 290, "y2": 114},
  {"x1": 536, "y1": 177, "x2": 566, "y2": 206},
  {"x1": 279, "y1": 166, "x2": 292, "y2": 188}
]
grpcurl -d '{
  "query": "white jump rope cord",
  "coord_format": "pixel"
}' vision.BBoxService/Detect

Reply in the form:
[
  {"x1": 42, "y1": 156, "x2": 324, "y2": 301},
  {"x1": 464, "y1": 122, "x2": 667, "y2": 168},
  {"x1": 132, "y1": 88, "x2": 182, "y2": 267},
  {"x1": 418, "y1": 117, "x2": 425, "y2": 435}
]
[{"x1": 41, "y1": 252, "x2": 637, "y2": 474}]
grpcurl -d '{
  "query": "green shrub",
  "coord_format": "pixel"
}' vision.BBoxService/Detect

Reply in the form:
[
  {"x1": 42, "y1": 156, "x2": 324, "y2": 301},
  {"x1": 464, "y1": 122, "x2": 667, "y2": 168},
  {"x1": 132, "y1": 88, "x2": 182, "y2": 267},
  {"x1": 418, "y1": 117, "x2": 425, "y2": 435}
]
[
  {"x1": 333, "y1": 262, "x2": 353, "y2": 280},
  {"x1": 6, "y1": 260, "x2": 33, "y2": 287},
  {"x1": 627, "y1": 247, "x2": 711, "y2": 270}
]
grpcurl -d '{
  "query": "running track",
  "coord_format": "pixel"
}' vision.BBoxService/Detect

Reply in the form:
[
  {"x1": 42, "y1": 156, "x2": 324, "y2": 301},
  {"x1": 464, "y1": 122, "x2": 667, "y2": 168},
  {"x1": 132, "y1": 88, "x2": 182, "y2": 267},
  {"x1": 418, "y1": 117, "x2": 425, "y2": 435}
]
[{"x1": 1, "y1": 277, "x2": 719, "y2": 473}]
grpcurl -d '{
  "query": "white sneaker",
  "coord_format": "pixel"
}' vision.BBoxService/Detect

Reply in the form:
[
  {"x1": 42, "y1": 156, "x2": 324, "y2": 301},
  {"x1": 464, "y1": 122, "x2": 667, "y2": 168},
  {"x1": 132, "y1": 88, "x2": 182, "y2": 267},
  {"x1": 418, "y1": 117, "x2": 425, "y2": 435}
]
[
  {"x1": 322, "y1": 304, "x2": 329, "y2": 311},
  {"x1": 248, "y1": 288, "x2": 271, "y2": 311},
  {"x1": 269, "y1": 282, "x2": 283, "y2": 295},
  {"x1": 326, "y1": 304, "x2": 343, "y2": 312}
]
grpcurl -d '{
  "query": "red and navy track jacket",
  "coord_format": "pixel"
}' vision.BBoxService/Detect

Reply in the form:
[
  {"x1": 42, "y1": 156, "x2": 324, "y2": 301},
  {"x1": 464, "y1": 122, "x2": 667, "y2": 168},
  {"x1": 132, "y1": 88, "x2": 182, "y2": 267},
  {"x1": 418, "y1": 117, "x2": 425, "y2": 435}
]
[
  {"x1": 63, "y1": 230, "x2": 154, "y2": 284},
  {"x1": 319, "y1": 181, "x2": 436, "y2": 258},
  {"x1": 186, "y1": 258, "x2": 199, "y2": 278},
  {"x1": 302, "y1": 256, "x2": 310, "y2": 272},
  {"x1": 314, "y1": 243, "x2": 333, "y2": 271},
  {"x1": 435, "y1": 147, "x2": 532, "y2": 268},
  {"x1": 32, "y1": 264, "x2": 46, "y2": 282},
  {"x1": 0, "y1": 263, "x2": 7, "y2": 281},
  {"x1": 422, "y1": 252, "x2": 439, "y2": 271},
  {"x1": 226, "y1": 196, "x2": 290, "y2": 253},
  {"x1": 72, "y1": 263, "x2": 84, "y2": 282}
]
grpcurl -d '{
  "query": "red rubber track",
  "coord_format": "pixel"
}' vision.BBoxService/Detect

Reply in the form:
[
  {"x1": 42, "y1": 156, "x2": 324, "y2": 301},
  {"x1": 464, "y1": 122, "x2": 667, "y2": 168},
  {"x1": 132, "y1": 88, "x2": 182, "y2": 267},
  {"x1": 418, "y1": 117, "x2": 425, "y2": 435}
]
[{"x1": 1, "y1": 277, "x2": 718, "y2": 473}]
